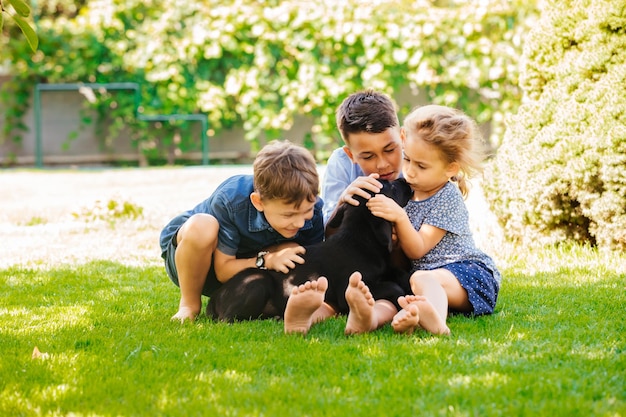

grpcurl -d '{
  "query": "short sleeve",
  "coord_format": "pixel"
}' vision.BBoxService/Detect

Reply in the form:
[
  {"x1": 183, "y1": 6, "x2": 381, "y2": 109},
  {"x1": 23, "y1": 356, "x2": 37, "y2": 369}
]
[
  {"x1": 209, "y1": 192, "x2": 240, "y2": 256},
  {"x1": 321, "y1": 148, "x2": 362, "y2": 223},
  {"x1": 422, "y1": 183, "x2": 468, "y2": 236}
]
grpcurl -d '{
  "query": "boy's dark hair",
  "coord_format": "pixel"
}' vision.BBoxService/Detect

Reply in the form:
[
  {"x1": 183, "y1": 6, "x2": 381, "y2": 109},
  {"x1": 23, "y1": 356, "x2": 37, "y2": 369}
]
[
  {"x1": 335, "y1": 90, "x2": 399, "y2": 145},
  {"x1": 253, "y1": 140, "x2": 319, "y2": 207}
]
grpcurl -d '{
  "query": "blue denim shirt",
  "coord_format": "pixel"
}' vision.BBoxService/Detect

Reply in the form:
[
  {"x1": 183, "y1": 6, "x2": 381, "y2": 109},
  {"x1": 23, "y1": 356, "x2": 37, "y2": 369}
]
[
  {"x1": 159, "y1": 175, "x2": 325, "y2": 259},
  {"x1": 320, "y1": 148, "x2": 364, "y2": 223}
]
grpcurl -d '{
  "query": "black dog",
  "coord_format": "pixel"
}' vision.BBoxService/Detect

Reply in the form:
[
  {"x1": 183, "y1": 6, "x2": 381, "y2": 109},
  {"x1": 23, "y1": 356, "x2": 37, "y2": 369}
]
[{"x1": 206, "y1": 179, "x2": 413, "y2": 322}]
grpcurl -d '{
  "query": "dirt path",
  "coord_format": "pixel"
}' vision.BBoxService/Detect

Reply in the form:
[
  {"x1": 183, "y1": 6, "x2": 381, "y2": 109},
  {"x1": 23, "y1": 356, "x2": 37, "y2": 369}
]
[{"x1": 0, "y1": 167, "x2": 503, "y2": 268}]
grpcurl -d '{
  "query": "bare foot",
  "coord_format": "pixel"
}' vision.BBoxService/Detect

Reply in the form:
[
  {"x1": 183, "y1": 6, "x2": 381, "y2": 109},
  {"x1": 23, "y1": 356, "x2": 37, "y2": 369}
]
[
  {"x1": 171, "y1": 305, "x2": 199, "y2": 323},
  {"x1": 401, "y1": 295, "x2": 450, "y2": 335},
  {"x1": 284, "y1": 277, "x2": 328, "y2": 335},
  {"x1": 391, "y1": 299, "x2": 420, "y2": 334},
  {"x1": 344, "y1": 272, "x2": 376, "y2": 335}
]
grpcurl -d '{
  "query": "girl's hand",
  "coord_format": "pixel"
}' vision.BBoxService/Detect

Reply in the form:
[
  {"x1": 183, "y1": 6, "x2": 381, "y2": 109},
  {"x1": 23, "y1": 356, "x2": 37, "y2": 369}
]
[
  {"x1": 339, "y1": 174, "x2": 382, "y2": 207},
  {"x1": 266, "y1": 246, "x2": 306, "y2": 273},
  {"x1": 366, "y1": 194, "x2": 406, "y2": 223}
]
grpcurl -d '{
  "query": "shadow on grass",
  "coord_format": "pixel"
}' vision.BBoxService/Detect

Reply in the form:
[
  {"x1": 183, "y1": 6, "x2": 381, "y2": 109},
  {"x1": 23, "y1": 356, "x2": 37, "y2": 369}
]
[{"x1": 1, "y1": 260, "x2": 624, "y2": 416}]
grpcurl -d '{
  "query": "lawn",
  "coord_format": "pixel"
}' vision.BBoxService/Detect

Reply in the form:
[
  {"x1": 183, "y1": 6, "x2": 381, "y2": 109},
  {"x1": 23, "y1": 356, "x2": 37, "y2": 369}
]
[{"x1": 1, "y1": 168, "x2": 624, "y2": 416}]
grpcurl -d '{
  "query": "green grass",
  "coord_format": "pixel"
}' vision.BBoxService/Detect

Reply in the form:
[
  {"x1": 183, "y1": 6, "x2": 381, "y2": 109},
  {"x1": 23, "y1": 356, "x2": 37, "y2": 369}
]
[{"x1": 1, "y1": 246, "x2": 625, "y2": 417}]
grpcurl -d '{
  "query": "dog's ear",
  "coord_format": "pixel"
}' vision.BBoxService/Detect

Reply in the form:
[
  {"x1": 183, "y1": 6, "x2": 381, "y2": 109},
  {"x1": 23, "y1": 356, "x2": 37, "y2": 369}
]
[
  {"x1": 391, "y1": 178, "x2": 413, "y2": 207},
  {"x1": 326, "y1": 202, "x2": 347, "y2": 229},
  {"x1": 327, "y1": 187, "x2": 375, "y2": 230},
  {"x1": 370, "y1": 179, "x2": 409, "y2": 253}
]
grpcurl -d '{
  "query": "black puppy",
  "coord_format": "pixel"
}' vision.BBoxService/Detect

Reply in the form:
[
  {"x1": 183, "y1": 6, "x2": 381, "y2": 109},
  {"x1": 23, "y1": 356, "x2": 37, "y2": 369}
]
[{"x1": 206, "y1": 179, "x2": 413, "y2": 322}]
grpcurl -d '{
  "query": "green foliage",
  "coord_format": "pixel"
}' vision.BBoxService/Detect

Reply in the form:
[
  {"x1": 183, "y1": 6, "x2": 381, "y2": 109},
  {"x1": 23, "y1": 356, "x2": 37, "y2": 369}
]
[
  {"x1": 72, "y1": 196, "x2": 144, "y2": 225},
  {"x1": 483, "y1": 0, "x2": 626, "y2": 251},
  {"x1": 0, "y1": 0, "x2": 536, "y2": 161},
  {"x1": 1, "y1": 246, "x2": 625, "y2": 416},
  {"x1": 21, "y1": 215, "x2": 47, "y2": 226},
  {"x1": 0, "y1": 0, "x2": 38, "y2": 51}
]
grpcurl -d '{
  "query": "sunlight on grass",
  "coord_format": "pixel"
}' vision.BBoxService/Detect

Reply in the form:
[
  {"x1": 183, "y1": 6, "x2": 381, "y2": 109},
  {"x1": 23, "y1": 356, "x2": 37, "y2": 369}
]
[
  {"x1": 1, "y1": 248, "x2": 625, "y2": 416},
  {"x1": 448, "y1": 371, "x2": 510, "y2": 389},
  {"x1": 360, "y1": 343, "x2": 385, "y2": 358},
  {"x1": 506, "y1": 243, "x2": 626, "y2": 275},
  {"x1": 38, "y1": 383, "x2": 75, "y2": 405},
  {"x1": 4, "y1": 305, "x2": 92, "y2": 336},
  {"x1": 0, "y1": 391, "x2": 42, "y2": 416},
  {"x1": 196, "y1": 369, "x2": 254, "y2": 385}
]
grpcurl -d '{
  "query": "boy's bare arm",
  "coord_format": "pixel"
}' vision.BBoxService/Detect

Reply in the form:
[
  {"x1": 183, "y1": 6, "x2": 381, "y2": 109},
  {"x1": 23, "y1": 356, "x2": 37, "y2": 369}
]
[{"x1": 213, "y1": 245, "x2": 306, "y2": 282}]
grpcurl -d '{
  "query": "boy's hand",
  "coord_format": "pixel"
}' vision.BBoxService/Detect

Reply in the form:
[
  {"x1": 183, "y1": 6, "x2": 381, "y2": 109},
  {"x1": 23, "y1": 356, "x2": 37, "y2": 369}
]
[
  {"x1": 366, "y1": 194, "x2": 406, "y2": 223},
  {"x1": 267, "y1": 246, "x2": 306, "y2": 273},
  {"x1": 339, "y1": 173, "x2": 382, "y2": 207}
]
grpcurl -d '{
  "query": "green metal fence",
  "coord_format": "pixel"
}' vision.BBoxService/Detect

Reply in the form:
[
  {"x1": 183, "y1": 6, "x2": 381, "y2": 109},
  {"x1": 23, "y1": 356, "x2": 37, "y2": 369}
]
[{"x1": 33, "y1": 82, "x2": 209, "y2": 167}]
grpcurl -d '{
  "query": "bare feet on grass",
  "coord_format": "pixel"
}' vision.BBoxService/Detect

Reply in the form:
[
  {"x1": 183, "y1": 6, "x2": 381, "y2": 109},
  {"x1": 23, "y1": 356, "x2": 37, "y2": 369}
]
[
  {"x1": 344, "y1": 272, "x2": 377, "y2": 335},
  {"x1": 393, "y1": 295, "x2": 450, "y2": 335},
  {"x1": 284, "y1": 277, "x2": 328, "y2": 335},
  {"x1": 171, "y1": 305, "x2": 200, "y2": 323},
  {"x1": 391, "y1": 301, "x2": 420, "y2": 334}
]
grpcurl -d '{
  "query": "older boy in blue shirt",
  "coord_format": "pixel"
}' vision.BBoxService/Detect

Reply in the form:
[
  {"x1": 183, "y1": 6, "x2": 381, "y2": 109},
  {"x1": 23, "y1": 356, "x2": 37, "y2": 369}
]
[
  {"x1": 160, "y1": 141, "x2": 324, "y2": 322},
  {"x1": 321, "y1": 90, "x2": 403, "y2": 224},
  {"x1": 281, "y1": 91, "x2": 408, "y2": 335}
]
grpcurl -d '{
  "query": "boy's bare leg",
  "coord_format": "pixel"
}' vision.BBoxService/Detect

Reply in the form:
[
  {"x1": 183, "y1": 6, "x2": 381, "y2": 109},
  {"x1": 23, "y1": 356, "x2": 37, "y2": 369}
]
[
  {"x1": 284, "y1": 277, "x2": 330, "y2": 335},
  {"x1": 172, "y1": 215, "x2": 218, "y2": 323},
  {"x1": 391, "y1": 296, "x2": 421, "y2": 334},
  {"x1": 345, "y1": 272, "x2": 396, "y2": 334}
]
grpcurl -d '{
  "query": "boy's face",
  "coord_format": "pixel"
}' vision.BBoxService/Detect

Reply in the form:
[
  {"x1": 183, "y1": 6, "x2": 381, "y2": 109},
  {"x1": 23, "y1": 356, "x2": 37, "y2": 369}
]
[
  {"x1": 252, "y1": 196, "x2": 317, "y2": 238},
  {"x1": 343, "y1": 127, "x2": 402, "y2": 181}
]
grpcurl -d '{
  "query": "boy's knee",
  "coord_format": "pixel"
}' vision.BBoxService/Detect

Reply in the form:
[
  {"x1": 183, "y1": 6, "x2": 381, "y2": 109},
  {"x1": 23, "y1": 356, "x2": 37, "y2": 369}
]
[{"x1": 178, "y1": 214, "x2": 219, "y2": 249}]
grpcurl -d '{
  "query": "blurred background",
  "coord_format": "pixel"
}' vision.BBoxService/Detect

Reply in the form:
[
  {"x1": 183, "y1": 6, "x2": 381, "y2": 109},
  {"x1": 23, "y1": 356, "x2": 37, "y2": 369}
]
[
  {"x1": 0, "y1": 0, "x2": 535, "y2": 166},
  {"x1": 2, "y1": 0, "x2": 625, "y2": 251}
]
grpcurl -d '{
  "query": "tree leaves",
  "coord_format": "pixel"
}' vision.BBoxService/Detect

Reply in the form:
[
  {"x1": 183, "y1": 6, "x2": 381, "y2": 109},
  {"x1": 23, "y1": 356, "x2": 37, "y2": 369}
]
[
  {"x1": 1, "y1": 0, "x2": 39, "y2": 52},
  {"x1": 8, "y1": 0, "x2": 29, "y2": 17},
  {"x1": 1, "y1": 0, "x2": 538, "y2": 157},
  {"x1": 11, "y1": 13, "x2": 38, "y2": 51}
]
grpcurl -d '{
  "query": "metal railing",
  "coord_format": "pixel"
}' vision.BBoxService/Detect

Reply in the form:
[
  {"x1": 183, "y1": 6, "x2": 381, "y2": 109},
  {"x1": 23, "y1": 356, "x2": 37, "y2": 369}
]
[{"x1": 33, "y1": 82, "x2": 209, "y2": 167}]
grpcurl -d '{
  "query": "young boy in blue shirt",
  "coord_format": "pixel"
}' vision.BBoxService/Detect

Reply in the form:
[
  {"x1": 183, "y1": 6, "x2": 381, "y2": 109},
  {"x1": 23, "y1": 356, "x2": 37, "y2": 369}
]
[{"x1": 160, "y1": 140, "x2": 324, "y2": 323}]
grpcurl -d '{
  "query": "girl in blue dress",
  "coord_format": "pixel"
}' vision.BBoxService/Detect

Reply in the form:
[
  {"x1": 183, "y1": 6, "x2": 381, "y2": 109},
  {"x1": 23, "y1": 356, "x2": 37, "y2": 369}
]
[{"x1": 366, "y1": 105, "x2": 501, "y2": 335}]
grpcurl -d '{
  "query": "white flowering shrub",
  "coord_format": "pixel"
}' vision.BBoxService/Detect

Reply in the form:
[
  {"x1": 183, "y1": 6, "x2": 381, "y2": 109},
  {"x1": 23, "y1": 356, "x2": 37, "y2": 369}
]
[
  {"x1": 483, "y1": 0, "x2": 626, "y2": 250},
  {"x1": 2, "y1": 0, "x2": 536, "y2": 160}
]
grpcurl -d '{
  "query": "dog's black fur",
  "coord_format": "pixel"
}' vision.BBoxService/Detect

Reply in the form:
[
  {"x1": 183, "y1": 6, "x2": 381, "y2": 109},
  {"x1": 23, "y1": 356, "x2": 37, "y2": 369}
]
[{"x1": 206, "y1": 179, "x2": 413, "y2": 322}]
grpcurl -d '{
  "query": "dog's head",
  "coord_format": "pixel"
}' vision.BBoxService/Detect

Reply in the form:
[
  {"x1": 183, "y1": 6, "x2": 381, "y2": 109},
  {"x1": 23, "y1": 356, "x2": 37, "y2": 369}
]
[
  {"x1": 327, "y1": 178, "x2": 413, "y2": 252},
  {"x1": 378, "y1": 178, "x2": 413, "y2": 208}
]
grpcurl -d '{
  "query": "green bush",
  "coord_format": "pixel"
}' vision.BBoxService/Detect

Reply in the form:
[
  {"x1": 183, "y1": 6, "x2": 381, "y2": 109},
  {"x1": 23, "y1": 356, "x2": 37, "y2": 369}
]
[
  {"x1": 483, "y1": 0, "x2": 626, "y2": 250},
  {"x1": 1, "y1": 0, "x2": 536, "y2": 161},
  {"x1": 72, "y1": 196, "x2": 144, "y2": 225}
]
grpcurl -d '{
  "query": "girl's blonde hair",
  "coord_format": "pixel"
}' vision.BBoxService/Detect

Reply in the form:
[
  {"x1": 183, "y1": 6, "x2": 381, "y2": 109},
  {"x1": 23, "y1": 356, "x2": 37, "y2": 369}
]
[{"x1": 403, "y1": 105, "x2": 485, "y2": 197}]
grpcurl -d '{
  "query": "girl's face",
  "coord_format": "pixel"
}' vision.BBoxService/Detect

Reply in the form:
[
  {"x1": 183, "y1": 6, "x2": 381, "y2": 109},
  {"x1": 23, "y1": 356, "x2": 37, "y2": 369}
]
[
  {"x1": 401, "y1": 130, "x2": 459, "y2": 200},
  {"x1": 343, "y1": 127, "x2": 402, "y2": 182}
]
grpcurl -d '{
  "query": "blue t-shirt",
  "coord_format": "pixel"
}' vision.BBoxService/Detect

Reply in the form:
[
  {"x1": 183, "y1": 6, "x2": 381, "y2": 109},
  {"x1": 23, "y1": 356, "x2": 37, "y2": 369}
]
[
  {"x1": 405, "y1": 181, "x2": 501, "y2": 283},
  {"x1": 159, "y1": 175, "x2": 325, "y2": 258},
  {"x1": 320, "y1": 148, "x2": 364, "y2": 223}
]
